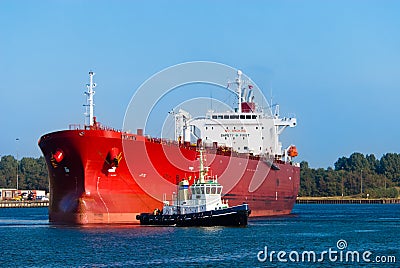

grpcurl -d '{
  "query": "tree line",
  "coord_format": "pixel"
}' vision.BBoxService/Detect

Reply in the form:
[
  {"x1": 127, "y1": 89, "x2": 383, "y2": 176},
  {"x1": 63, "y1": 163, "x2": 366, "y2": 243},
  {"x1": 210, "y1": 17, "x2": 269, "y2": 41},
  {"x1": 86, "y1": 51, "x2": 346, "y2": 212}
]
[
  {"x1": 0, "y1": 155, "x2": 49, "y2": 192},
  {"x1": 300, "y1": 153, "x2": 400, "y2": 198},
  {"x1": 1, "y1": 152, "x2": 400, "y2": 197}
]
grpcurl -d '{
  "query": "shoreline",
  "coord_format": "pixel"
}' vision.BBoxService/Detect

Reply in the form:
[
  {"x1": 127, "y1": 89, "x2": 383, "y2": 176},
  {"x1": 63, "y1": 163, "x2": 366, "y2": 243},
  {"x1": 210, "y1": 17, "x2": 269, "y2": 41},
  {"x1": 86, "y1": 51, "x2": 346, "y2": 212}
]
[
  {"x1": 296, "y1": 197, "x2": 400, "y2": 204},
  {"x1": 0, "y1": 200, "x2": 49, "y2": 208}
]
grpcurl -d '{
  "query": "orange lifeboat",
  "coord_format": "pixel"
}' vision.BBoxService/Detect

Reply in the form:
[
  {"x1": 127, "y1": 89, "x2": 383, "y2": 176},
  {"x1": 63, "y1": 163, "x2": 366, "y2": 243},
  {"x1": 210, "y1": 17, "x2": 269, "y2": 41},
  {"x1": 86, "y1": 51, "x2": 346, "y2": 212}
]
[{"x1": 288, "y1": 146, "x2": 298, "y2": 157}]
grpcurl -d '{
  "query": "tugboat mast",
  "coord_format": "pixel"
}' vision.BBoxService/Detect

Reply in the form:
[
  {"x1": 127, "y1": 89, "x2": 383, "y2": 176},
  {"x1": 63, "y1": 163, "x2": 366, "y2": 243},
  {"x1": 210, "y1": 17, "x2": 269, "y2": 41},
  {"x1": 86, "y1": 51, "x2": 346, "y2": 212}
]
[{"x1": 85, "y1": 71, "x2": 96, "y2": 126}]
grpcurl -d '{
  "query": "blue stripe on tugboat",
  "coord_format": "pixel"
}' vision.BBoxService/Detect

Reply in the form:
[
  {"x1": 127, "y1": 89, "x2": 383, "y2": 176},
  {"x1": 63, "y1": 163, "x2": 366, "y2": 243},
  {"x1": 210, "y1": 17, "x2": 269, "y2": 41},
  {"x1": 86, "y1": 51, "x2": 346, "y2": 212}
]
[{"x1": 136, "y1": 150, "x2": 251, "y2": 227}]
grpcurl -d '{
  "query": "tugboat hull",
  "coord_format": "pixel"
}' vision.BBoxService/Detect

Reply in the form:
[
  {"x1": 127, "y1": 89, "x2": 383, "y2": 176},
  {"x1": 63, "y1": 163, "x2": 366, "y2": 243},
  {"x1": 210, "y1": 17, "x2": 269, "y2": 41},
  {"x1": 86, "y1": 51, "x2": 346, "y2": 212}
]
[{"x1": 137, "y1": 204, "x2": 251, "y2": 227}]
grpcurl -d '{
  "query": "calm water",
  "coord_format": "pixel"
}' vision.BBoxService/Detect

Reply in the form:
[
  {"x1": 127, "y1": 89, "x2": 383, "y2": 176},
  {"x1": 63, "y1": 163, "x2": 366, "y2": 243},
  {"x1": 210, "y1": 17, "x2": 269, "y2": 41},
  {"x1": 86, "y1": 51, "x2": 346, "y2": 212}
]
[{"x1": 0, "y1": 204, "x2": 398, "y2": 267}]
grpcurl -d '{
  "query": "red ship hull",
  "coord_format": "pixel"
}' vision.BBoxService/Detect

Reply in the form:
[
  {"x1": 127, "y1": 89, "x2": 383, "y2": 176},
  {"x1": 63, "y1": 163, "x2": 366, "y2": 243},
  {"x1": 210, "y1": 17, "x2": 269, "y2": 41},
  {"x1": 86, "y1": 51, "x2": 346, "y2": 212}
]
[{"x1": 39, "y1": 129, "x2": 300, "y2": 224}]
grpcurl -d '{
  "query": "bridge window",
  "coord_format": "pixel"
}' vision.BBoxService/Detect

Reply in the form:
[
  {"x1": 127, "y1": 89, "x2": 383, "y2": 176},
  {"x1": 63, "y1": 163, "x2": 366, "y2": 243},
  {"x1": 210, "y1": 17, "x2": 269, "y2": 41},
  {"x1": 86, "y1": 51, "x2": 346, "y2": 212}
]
[
  {"x1": 224, "y1": 115, "x2": 229, "y2": 119},
  {"x1": 246, "y1": 115, "x2": 251, "y2": 119},
  {"x1": 212, "y1": 115, "x2": 217, "y2": 119},
  {"x1": 211, "y1": 187, "x2": 216, "y2": 194},
  {"x1": 206, "y1": 186, "x2": 210, "y2": 194},
  {"x1": 240, "y1": 115, "x2": 245, "y2": 119},
  {"x1": 252, "y1": 115, "x2": 257, "y2": 119},
  {"x1": 230, "y1": 115, "x2": 239, "y2": 119},
  {"x1": 218, "y1": 115, "x2": 223, "y2": 119}
]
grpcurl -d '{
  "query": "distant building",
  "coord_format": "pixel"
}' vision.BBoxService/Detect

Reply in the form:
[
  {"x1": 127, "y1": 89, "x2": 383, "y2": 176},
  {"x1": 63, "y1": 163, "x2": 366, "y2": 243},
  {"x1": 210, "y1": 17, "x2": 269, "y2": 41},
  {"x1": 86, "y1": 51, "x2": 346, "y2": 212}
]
[
  {"x1": 0, "y1": 189, "x2": 47, "y2": 201},
  {"x1": 0, "y1": 189, "x2": 18, "y2": 201}
]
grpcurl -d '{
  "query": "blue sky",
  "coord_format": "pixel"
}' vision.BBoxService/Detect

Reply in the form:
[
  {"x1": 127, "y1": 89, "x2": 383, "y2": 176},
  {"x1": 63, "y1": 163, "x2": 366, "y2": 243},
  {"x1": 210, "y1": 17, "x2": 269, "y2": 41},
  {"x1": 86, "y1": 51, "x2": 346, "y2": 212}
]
[{"x1": 1, "y1": 1, "x2": 399, "y2": 168}]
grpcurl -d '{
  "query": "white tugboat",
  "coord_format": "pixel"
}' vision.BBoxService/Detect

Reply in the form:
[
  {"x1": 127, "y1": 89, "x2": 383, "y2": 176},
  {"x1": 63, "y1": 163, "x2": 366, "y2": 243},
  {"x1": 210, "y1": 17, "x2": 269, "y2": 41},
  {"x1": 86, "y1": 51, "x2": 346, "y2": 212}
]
[{"x1": 136, "y1": 150, "x2": 251, "y2": 227}]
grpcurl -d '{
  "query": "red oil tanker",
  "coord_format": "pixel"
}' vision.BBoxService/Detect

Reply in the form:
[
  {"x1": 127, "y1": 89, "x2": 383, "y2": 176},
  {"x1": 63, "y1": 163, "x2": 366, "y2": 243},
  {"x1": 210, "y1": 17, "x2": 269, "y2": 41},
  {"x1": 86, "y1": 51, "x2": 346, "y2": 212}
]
[{"x1": 38, "y1": 71, "x2": 300, "y2": 224}]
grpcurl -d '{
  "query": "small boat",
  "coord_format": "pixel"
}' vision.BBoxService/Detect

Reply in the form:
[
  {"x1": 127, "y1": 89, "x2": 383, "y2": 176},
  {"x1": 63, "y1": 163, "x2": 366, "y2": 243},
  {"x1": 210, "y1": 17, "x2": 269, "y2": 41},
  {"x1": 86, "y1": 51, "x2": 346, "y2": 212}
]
[{"x1": 136, "y1": 150, "x2": 251, "y2": 227}]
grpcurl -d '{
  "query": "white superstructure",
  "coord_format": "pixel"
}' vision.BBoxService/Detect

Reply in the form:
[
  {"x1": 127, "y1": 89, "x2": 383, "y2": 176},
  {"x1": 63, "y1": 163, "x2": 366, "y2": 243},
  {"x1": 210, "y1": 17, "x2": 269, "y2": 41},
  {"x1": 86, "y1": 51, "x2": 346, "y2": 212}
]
[{"x1": 174, "y1": 70, "x2": 297, "y2": 161}]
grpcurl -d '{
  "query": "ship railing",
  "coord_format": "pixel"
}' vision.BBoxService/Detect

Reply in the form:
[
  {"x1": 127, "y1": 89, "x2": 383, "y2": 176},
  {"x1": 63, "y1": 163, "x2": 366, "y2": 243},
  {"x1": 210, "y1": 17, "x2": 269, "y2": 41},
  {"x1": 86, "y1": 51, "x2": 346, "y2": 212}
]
[{"x1": 68, "y1": 123, "x2": 122, "y2": 132}]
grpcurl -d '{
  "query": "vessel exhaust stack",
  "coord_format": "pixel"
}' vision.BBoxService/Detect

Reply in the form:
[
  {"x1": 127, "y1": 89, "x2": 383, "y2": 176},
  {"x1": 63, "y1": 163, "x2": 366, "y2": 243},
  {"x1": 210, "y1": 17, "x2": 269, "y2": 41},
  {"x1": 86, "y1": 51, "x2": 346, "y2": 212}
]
[{"x1": 84, "y1": 71, "x2": 96, "y2": 126}]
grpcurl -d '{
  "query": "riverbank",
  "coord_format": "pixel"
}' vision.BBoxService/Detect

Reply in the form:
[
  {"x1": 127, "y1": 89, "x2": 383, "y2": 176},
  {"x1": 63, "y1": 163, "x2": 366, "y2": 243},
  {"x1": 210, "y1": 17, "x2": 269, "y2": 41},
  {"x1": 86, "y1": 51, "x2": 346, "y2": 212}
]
[
  {"x1": 296, "y1": 196, "x2": 400, "y2": 204},
  {"x1": 0, "y1": 201, "x2": 49, "y2": 208}
]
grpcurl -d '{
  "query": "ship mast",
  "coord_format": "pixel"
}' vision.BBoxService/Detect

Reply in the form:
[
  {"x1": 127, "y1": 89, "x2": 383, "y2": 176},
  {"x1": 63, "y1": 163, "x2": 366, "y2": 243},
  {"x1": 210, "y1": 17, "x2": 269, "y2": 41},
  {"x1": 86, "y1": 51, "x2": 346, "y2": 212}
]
[
  {"x1": 85, "y1": 71, "x2": 96, "y2": 126},
  {"x1": 236, "y1": 70, "x2": 243, "y2": 113}
]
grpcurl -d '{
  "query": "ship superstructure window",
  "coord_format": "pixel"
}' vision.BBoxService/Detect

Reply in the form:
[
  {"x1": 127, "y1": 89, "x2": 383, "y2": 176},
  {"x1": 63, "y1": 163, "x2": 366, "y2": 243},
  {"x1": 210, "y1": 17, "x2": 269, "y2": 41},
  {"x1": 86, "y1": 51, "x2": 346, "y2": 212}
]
[
  {"x1": 240, "y1": 115, "x2": 245, "y2": 119},
  {"x1": 218, "y1": 115, "x2": 223, "y2": 119},
  {"x1": 211, "y1": 187, "x2": 216, "y2": 194},
  {"x1": 252, "y1": 115, "x2": 257, "y2": 119},
  {"x1": 224, "y1": 115, "x2": 229, "y2": 119},
  {"x1": 212, "y1": 115, "x2": 217, "y2": 119},
  {"x1": 246, "y1": 115, "x2": 251, "y2": 119}
]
